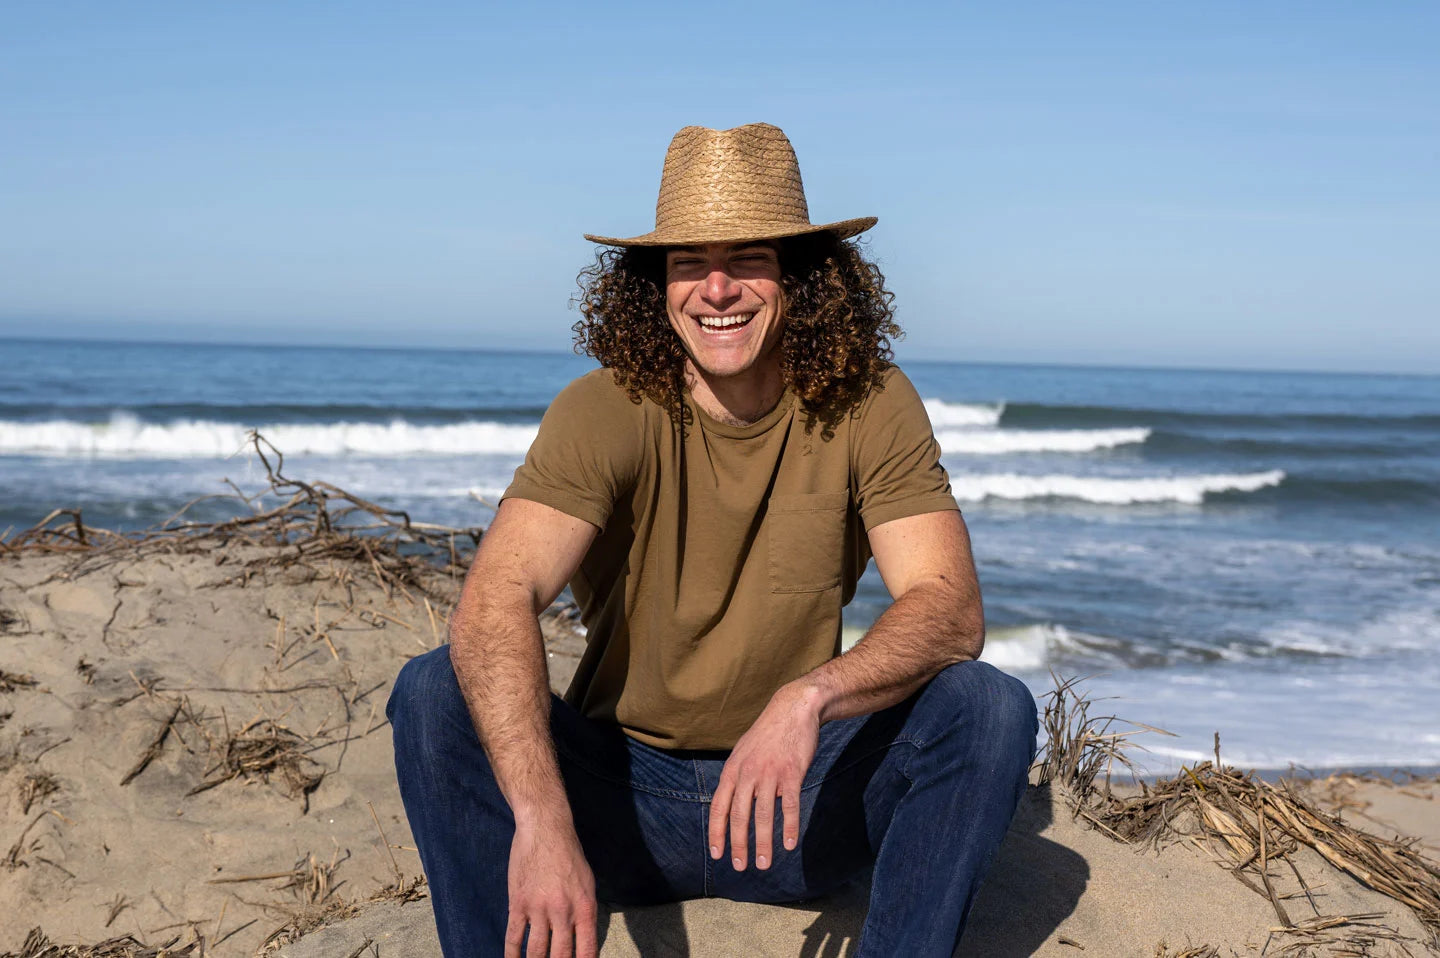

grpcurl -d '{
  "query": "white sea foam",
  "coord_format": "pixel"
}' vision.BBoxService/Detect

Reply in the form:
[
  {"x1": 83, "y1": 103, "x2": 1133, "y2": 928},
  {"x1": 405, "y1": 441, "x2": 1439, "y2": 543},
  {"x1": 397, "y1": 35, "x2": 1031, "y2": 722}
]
[
  {"x1": 0, "y1": 415, "x2": 540, "y2": 458},
  {"x1": 1260, "y1": 608, "x2": 1440, "y2": 657},
  {"x1": 951, "y1": 470, "x2": 1285, "y2": 505},
  {"x1": 922, "y1": 398, "x2": 1004, "y2": 428},
  {"x1": 980, "y1": 623, "x2": 1076, "y2": 671},
  {"x1": 937, "y1": 427, "x2": 1150, "y2": 455}
]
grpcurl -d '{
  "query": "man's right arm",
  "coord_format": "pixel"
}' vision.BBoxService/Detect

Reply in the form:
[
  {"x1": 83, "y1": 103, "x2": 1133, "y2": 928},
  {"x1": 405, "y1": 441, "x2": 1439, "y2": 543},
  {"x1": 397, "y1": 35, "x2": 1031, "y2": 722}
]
[{"x1": 448, "y1": 496, "x2": 600, "y2": 958}]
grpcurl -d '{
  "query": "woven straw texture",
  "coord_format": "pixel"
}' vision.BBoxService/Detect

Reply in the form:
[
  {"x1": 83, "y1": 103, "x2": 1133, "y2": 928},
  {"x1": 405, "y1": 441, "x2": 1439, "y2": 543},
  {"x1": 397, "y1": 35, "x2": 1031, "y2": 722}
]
[{"x1": 585, "y1": 123, "x2": 876, "y2": 247}]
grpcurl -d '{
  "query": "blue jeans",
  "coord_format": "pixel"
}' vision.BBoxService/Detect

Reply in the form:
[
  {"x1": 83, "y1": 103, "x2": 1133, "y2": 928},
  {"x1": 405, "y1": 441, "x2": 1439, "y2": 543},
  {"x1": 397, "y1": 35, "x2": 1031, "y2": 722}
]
[{"x1": 388, "y1": 646, "x2": 1037, "y2": 957}]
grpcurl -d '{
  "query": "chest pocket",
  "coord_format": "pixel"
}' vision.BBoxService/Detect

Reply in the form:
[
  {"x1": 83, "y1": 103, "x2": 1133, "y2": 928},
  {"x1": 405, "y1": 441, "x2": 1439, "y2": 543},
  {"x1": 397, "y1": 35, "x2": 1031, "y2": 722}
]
[{"x1": 767, "y1": 491, "x2": 849, "y2": 593}]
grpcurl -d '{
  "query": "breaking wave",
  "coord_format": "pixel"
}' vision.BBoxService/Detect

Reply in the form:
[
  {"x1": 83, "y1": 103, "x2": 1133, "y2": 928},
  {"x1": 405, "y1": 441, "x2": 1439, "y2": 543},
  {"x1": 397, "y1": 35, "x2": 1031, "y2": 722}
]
[
  {"x1": 951, "y1": 470, "x2": 1286, "y2": 504},
  {"x1": 0, "y1": 415, "x2": 540, "y2": 458},
  {"x1": 922, "y1": 399, "x2": 1004, "y2": 428},
  {"x1": 938, "y1": 427, "x2": 1149, "y2": 455}
]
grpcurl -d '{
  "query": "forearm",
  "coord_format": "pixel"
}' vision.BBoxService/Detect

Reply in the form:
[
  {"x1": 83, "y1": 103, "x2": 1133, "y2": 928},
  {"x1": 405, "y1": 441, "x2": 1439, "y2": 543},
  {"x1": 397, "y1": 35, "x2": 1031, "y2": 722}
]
[
  {"x1": 796, "y1": 579, "x2": 983, "y2": 725},
  {"x1": 449, "y1": 592, "x2": 572, "y2": 830}
]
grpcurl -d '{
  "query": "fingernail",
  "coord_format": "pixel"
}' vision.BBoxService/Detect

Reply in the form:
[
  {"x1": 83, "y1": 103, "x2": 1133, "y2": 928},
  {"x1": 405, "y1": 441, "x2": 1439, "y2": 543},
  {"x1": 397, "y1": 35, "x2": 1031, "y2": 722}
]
[
  {"x1": 732, "y1": 857, "x2": 743, "y2": 870},
  {"x1": 757, "y1": 855, "x2": 768, "y2": 868},
  {"x1": 709, "y1": 844, "x2": 719, "y2": 859},
  {"x1": 785, "y1": 837, "x2": 796, "y2": 849}
]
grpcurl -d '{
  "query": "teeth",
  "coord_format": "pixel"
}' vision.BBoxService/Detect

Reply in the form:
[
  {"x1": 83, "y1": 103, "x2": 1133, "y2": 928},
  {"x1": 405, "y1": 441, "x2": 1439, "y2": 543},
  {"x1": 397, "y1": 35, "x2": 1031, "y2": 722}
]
[{"x1": 697, "y1": 313, "x2": 754, "y2": 329}]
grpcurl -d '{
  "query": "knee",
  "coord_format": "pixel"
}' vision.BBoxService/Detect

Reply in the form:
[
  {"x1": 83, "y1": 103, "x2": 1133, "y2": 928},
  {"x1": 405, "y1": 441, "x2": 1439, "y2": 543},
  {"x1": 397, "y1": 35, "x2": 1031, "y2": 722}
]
[
  {"x1": 924, "y1": 661, "x2": 1039, "y2": 765},
  {"x1": 387, "y1": 644, "x2": 472, "y2": 750}
]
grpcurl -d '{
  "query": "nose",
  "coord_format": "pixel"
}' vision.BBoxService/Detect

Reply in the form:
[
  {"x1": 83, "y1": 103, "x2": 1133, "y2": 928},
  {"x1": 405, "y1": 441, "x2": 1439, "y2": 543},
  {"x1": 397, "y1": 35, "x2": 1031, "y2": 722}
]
[{"x1": 702, "y1": 267, "x2": 742, "y2": 308}]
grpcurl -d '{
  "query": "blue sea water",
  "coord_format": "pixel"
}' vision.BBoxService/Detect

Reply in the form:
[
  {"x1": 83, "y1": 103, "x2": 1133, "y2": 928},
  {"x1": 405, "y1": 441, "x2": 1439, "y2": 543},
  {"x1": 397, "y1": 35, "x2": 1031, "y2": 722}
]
[{"x1": 3, "y1": 338, "x2": 1438, "y2": 771}]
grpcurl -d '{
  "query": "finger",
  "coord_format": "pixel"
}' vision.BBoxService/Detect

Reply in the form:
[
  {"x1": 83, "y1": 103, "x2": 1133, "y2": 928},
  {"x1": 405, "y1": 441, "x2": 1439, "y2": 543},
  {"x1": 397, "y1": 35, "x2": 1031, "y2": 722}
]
[
  {"x1": 753, "y1": 778, "x2": 777, "y2": 869},
  {"x1": 548, "y1": 913, "x2": 573, "y2": 958},
  {"x1": 729, "y1": 779, "x2": 755, "y2": 871},
  {"x1": 708, "y1": 768, "x2": 737, "y2": 860},
  {"x1": 781, "y1": 777, "x2": 802, "y2": 851},
  {"x1": 576, "y1": 900, "x2": 599, "y2": 958},
  {"x1": 505, "y1": 909, "x2": 526, "y2": 958},
  {"x1": 525, "y1": 916, "x2": 549, "y2": 958}
]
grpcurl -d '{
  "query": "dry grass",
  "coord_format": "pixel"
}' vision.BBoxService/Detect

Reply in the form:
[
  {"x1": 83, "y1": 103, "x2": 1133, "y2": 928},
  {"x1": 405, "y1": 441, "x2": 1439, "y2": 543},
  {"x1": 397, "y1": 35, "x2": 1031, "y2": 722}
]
[
  {"x1": 1, "y1": 432, "x2": 483, "y2": 604},
  {"x1": 0, "y1": 928, "x2": 200, "y2": 958},
  {"x1": 0, "y1": 670, "x2": 37, "y2": 694},
  {"x1": 1037, "y1": 676, "x2": 1440, "y2": 953},
  {"x1": 255, "y1": 875, "x2": 428, "y2": 953},
  {"x1": 1035, "y1": 673, "x2": 1154, "y2": 803},
  {"x1": 187, "y1": 717, "x2": 327, "y2": 810},
  {"x1": 3, "y1": 812, "x2": 49, "y2": 871},
  {"x1": 17, "y1": 770, "x2": 60, "y2": 814},
  {"x1": 1152, "y1": 944, "x2": 1222, "y2": 958},
  {"x1": 207, "y1": 847, "x2": 349, "y2": 904}
]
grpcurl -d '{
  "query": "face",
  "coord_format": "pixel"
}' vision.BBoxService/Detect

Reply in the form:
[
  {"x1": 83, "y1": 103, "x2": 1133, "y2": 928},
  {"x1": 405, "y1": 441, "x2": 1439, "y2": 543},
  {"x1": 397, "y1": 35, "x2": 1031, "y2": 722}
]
[{"x1": 664, "y1": 242, "x2": 785, "y2": 382}]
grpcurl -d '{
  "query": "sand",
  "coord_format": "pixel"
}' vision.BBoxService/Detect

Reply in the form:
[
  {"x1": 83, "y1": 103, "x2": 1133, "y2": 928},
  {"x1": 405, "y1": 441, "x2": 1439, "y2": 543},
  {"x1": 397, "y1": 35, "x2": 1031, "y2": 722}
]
[{"x1": 1, "y1": 544, "x2": 1436, "y2": 957}]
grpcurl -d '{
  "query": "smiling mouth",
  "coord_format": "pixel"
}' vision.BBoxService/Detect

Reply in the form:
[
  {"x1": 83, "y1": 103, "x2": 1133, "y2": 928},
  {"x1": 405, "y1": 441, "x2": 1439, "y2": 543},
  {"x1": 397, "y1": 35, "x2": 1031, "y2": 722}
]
[{"x1": 695, "y1": 312, "x2": 755, "y2": 332}]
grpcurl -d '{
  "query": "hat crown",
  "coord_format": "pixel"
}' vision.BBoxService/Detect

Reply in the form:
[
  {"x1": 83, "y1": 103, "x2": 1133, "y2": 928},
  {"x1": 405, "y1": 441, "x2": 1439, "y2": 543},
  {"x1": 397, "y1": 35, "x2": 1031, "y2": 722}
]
[
  {"x1": 654, "y1": 123, "x2": 812, "y2": 235},
  {"x1": 582, "y1": 122, "x2": 875, "y2": 247}
]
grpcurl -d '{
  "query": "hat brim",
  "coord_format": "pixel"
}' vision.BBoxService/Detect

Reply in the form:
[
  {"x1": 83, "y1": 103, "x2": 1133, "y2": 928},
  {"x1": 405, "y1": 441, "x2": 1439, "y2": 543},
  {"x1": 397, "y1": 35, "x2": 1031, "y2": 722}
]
[{"x1": 583, "y1": 216, "x2": 877, "y2": 248}]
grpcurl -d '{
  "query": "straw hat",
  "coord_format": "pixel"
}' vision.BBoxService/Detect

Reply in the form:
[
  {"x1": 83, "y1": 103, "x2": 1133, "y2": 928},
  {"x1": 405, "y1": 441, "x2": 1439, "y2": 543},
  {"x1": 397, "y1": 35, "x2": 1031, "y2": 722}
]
[{"x1": 584, "y1": 123, "x2": 877, "y2": 247}]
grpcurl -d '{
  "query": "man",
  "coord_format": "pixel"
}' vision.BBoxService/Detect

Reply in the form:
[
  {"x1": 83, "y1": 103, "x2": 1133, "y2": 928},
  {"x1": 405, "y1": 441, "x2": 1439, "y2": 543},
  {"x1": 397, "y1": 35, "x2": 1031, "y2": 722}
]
[{"x1": 387, "y1": 123, "x2": 1037, "y2": 958}]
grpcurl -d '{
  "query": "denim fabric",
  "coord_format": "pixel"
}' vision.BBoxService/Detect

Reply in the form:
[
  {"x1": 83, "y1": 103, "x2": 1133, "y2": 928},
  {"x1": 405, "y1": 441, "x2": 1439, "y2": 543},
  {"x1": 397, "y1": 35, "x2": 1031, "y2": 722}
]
[{"x1": 388, "y1": 646, "x2": 1036, "y2": 957}]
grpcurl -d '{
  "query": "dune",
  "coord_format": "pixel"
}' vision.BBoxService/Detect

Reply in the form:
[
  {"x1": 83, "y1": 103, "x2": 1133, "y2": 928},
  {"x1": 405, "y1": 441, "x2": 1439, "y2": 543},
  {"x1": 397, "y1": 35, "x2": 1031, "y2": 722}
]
[{"x1": 1, "y1": 495, "x2": 1435, "y2": 957}]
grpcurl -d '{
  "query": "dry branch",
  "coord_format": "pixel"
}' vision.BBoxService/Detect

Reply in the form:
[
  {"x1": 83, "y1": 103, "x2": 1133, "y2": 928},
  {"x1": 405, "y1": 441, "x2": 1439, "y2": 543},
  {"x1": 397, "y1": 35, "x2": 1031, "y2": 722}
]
[
  {"x1": 187, "y1": 717, "x2": 326, "y2": 810},
  {"x1": 0, "y1": 432, "x2": 485, "y2": 604}
]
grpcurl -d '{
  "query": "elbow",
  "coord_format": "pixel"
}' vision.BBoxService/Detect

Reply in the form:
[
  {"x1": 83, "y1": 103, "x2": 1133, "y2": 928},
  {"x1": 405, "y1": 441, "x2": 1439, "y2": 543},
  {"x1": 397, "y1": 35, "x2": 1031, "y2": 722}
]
[
  {"x1": 960, "y1": 613, "x2": 985, "y2": 663},
  {"x1": 936, "y1": 579, "x2": 984, "y2": 664},
  {"x1": 944, "y1": 601, "x2": 984, "y2": 665}
]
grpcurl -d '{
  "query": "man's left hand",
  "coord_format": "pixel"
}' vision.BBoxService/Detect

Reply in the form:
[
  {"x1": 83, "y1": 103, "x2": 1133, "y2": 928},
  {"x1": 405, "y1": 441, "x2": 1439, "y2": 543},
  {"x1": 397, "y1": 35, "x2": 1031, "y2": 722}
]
[{"x1": 707, "y1": 681, "x2": 823, "y2": 871}]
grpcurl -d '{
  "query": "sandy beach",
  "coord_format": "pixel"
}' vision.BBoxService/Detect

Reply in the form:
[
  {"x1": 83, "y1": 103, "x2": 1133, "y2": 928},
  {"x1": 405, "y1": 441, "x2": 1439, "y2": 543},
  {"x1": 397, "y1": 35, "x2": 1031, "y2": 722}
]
[{"x1": 1, "y1": 499, "x2": 1437, "y2": 957}]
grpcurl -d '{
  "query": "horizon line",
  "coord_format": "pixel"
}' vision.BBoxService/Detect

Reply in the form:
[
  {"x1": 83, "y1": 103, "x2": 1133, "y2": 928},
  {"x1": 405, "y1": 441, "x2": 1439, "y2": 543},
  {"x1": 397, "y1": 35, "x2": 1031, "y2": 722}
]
[{"x1": 1, "y1": 333, "x2": 1434, "y2": 382}]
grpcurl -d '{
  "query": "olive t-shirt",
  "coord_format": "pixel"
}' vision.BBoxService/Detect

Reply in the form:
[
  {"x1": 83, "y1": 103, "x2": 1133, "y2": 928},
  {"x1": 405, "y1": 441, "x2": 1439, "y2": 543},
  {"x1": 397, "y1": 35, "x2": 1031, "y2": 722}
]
[{"x1": 502, "y1": 364, "x2": 957, "y2": 750}]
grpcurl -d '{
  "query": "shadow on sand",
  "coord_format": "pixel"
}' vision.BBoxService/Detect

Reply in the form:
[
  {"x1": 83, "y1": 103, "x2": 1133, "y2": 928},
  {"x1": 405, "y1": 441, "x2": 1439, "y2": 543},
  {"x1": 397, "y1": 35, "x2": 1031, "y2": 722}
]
[{"x1": 599, "y1": 784, "x2": 1087, "y2": 957}]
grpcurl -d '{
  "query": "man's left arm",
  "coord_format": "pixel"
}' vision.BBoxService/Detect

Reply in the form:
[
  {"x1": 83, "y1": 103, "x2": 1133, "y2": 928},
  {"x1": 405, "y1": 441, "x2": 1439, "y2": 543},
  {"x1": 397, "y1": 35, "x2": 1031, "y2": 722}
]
[{"x1": 706, "y1": 508, "x2": 982, "y2": 871}]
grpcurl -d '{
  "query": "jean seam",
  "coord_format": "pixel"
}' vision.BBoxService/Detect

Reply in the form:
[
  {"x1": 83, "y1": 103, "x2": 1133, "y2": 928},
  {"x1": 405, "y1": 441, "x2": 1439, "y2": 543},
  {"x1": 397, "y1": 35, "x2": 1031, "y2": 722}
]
[
  {"x1": 700, "y1": 802, "x2": 713, "y2": 897},
  {"x1": 694, "y1": 758, "x2": 713, "y2": 896}
]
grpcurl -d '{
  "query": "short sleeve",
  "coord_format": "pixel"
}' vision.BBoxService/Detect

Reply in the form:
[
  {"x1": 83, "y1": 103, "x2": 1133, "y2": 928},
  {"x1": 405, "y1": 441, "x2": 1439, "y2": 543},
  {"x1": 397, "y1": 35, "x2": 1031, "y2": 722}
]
[
  {"x1": 851, "y1": 367, "x2": 959, "y2": 531},
  {"x1": 501, "y1": 370, "x2": 644, "y2": 531}
]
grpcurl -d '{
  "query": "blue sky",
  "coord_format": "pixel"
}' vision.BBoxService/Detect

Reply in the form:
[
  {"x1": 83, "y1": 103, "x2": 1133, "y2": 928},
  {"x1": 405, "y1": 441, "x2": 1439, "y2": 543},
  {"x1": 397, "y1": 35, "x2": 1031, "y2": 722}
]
[{"x1": 2, "y1": 1, "x2": 1436, "y2": 373}]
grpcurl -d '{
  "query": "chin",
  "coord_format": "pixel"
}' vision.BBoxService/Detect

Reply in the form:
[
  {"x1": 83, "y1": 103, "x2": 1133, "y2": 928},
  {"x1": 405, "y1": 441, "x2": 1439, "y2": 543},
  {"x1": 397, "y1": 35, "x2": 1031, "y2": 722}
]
[{"x1": 692, "y1": 353, "x2": 757, "y2": 379}]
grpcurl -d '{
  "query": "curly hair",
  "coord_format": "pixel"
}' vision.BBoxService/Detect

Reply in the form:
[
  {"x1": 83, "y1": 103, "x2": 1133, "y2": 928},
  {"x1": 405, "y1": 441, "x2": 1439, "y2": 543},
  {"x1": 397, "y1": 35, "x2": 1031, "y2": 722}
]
[{"x1": 571, "y1": 233, "x2": 902, "y2": 433}]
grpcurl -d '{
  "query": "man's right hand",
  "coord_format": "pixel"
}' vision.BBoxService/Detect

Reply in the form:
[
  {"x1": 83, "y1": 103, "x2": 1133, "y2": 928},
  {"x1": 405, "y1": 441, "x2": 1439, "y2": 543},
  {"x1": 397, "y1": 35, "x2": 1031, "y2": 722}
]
[{"x1": 505, "y1": 820, "x2": 599, "y2": 958}]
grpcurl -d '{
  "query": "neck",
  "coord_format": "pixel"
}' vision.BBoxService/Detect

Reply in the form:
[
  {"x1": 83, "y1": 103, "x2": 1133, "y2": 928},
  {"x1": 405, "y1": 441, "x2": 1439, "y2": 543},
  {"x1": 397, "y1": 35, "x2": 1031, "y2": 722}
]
[{"x1": 685, "y1": 360, "x2": 786, "y2": 427}]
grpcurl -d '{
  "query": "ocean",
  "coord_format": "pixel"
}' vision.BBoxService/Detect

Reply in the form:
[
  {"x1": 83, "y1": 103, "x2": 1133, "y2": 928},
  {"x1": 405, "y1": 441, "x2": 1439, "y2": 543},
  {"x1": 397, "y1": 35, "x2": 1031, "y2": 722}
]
[{"x1": 3, "y1": 338, "x2": 1437, "y2": 772}]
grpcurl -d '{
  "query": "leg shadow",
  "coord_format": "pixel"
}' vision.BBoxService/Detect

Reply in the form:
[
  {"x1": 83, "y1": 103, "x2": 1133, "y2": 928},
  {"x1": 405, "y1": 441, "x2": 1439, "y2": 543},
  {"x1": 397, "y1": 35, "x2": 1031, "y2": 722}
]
[
  {"x1": 954, "y1": 784, "x2": 1089, "y2": 956},
  {"x1": 602, "y1": 900, "x2": 693, "y2": 956},
  {"x1": 745, "y1": 784, "x2": 1087, "y2": 957}
]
